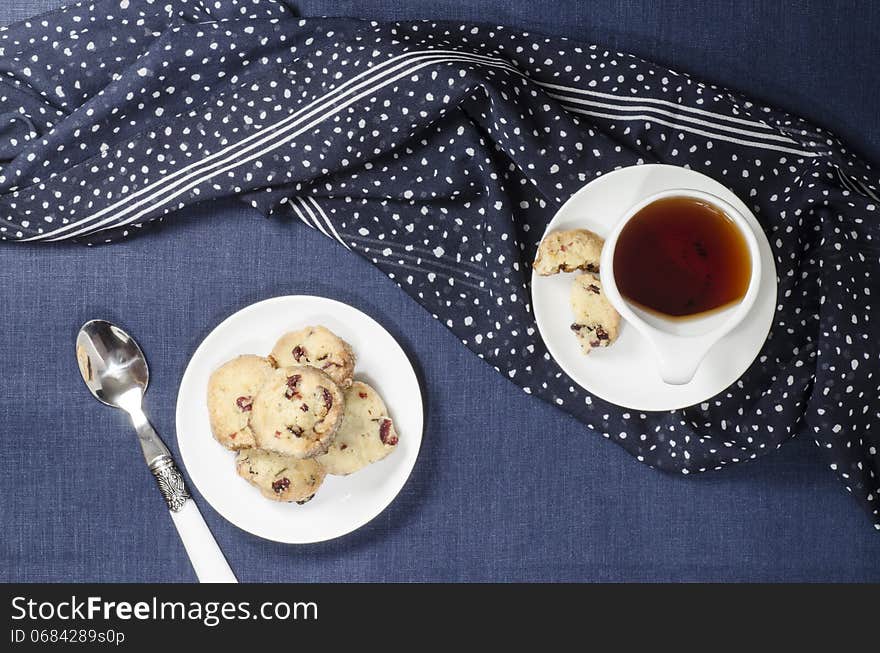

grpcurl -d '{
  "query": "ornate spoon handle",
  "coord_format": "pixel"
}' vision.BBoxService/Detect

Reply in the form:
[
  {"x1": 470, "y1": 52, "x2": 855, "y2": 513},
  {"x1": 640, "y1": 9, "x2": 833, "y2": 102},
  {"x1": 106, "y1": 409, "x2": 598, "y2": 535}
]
[{"x1": 149, "y1": 455, "x2": 191, "y2": 512}]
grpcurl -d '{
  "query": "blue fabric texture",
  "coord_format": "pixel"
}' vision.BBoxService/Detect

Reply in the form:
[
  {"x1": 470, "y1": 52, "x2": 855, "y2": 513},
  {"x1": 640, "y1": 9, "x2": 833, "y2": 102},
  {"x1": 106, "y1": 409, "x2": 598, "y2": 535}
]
[{"x1": 1, "y1": 0, "x2": 879, "y2": 582}]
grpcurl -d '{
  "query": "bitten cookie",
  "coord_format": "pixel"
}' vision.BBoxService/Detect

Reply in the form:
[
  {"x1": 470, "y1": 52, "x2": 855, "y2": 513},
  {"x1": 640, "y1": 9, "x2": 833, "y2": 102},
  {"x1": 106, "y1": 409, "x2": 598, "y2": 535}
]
[
  {"x1": 317, "y1": 381, "x2": 400, "y2": 475},
  {"x1": 250, "y1": 365, "x2": 345, "y2": 458},
  {"x1": 533, "y1": 228, "x2": 604, "y2": 275},
  {"x1": 270, "y1": 326, "x2": 355, "y2": 388},
  {"x1": 207, "y1": 355, "x2": 274, "y2": 450},
  {"x1": 570, "y1": 274, "x2": 621, "y2": 354},
  {"x1": 235, "y1": 449, "x2": 326, "y2": 503}
]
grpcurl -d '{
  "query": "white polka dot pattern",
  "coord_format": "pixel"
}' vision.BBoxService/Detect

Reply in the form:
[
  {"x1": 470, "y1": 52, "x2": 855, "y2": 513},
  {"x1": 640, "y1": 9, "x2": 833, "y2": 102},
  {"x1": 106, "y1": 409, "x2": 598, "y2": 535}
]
[{"x1": 1, "y1": 0, "x2": 877, "y2": 529}]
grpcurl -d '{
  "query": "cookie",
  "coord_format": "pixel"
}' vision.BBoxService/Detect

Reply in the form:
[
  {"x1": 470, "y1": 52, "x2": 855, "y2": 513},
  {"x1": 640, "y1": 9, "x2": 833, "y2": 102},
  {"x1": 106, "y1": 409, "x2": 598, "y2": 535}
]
[
  {"x1": 570, "y1": 274, "x2": 621, "y2": 354},
  {"x1": 250, "y1": 365, "x2": 345, "y2": 458},
  {"x1": 235, "y1": 449, "x2": 326, "y2": 503},
  {"x1": 270, "y1": 326, "x2": 355, "y2": 388},
  {"x1": 207, "y1": 355, "x2": 274, "y2": 450},
  {"x1": 533, "y1": 228, "x2": 604, "y2": 275},
  {"x1": 317, "y1": 381, "x2": 400, "y2": 475}
]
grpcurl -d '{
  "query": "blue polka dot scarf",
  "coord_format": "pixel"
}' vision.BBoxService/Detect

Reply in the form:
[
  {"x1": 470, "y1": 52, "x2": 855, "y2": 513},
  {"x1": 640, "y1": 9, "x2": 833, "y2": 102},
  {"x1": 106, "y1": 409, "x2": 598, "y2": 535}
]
[{"x1": 2, "y1": 0, "x2": 878, "y2": 529}]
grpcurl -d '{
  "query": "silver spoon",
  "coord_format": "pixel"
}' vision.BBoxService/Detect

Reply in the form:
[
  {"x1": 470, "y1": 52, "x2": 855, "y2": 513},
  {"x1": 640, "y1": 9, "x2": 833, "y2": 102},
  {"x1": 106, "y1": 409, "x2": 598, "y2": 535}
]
[{"x1": 76, "y1": 319, "x2": 237, "y2": 583}]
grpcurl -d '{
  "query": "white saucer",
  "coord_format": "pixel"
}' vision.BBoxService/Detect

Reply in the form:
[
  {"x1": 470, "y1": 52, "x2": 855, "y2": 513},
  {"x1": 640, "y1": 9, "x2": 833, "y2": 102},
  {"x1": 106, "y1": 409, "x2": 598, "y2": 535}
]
[
  {"x1": 175, "y1": 295, "x2": 424, "y2": 543},
  {"x1": 531, "y1": 164, "x2": 777, "y2": 411}
]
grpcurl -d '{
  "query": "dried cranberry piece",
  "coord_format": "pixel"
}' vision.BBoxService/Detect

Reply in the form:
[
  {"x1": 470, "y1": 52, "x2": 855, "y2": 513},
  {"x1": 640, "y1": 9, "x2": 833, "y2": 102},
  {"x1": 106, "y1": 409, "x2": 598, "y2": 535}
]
[
  {"x1": 358, "y1": 392, "x2": 368, "y2": 399},
  {"x1": 286, "y1": 424, "x2": 303, "y2": 438},
  {"x1": 340, "y1": 444, "x2": 348, "y2": 450},
  {"x1": 321, "y1": 387, "x2": 333, "y2": 411},
  {"x1": 588, "y1": 284, "x2": 600, "y2": 294},
  {"x1": 596, "y1": 327, "x2": 609, "y2": 340},
  {"x1": 300, "y1": 403, "x2": 309, "y2": 412},
  {"x1": 271, "y1": 478, "x2": 290, "y2": 494},
  {"x1": 292, "y1": 345, "x2": 306, "y2": 362},
  {"x1": 570, "y1": 323, "x2": 583, "y2": 332},
  {"x1": 235, "y1": 395, "x2": 253, "y2": 411},
  {"x1": 284, "y1": 374, "x2": 302, "y2": 399},
  {"x1": 379, "y1": 419, "x2": 398, "y2": 446}
]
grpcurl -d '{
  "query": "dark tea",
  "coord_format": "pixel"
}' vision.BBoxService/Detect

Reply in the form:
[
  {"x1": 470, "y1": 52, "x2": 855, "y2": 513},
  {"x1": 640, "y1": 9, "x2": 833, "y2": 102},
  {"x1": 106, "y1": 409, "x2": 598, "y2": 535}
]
[{"x1": 612, "y1": 197, "x2": 751, "y2": 318}]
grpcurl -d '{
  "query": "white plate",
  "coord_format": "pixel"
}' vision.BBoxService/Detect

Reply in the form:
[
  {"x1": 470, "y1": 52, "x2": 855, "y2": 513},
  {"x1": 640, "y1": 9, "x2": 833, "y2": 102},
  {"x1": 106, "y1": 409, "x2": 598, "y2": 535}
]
[
  {"x1": 531, "y1": 164, "x2": 777, "y2": 411},
  {"x1": 175, "y1": 295, "x2": 424, "y2": 543}
]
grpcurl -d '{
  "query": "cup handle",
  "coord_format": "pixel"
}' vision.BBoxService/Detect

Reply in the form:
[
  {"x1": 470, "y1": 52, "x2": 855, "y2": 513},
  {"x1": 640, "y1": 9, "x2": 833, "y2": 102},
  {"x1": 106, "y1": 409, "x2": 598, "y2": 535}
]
[{"x1": 651, "y1": 336, "x2": 714, "y2": 386}]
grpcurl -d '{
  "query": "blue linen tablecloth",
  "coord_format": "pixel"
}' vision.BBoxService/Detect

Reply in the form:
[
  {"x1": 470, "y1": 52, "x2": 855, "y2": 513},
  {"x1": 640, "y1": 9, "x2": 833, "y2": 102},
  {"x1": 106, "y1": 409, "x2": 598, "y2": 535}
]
[{"x1": 1, "y1": 0, "x2": 879, "y2": 582}]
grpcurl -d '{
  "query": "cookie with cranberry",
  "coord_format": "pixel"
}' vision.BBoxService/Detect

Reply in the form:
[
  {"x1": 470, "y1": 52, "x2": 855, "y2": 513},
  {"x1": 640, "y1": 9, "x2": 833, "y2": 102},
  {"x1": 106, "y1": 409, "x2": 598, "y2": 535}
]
[
  {"x1": 207, "y1": 355, "x2": 274, "y2": 450},
  {"x1": 570, "y1": 274, "x2": 620, "y2": 354},
  {"x1": 235, "y1": 449, "x2": 326, "y2": 503},
  {"x1": 270, "y1": 326, "x2": 355, "y2": 388},
  {"x1": 533, "y1": 228, "x2": 604, "y2": 275},
  {"x1": 317, "y1": 381, "x2": 400, "y2": 475},
  {"x1": 250, "y1": 365, "x2": 345, "y2": 458}
]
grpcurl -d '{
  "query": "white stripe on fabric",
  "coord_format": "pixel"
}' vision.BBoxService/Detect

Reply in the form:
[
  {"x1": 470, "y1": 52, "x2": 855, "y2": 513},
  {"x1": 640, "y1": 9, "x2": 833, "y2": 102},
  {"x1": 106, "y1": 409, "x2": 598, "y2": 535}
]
[
  {"x1": 536, "y1": 80, "x2": 777, "y2": 131},
  {"x1": 284, "y1": 196, "x2": 316, "y2": 228},
  {"x1": 440, "y1": 52, "x2": 815, "y2": 152},
  {"x1": 558, "y1": 103, "x2": 819, "y2": 158},
  {"x1": 74, "y1": 53, "x2": 522, "y2": 240},
  {"x1": 544, "y1": 92, "x2": 797, "y2": 144},
  {"x1": 305, "y1": 197, "x2": 350, "y2": 250},
  {"x1": 422, "y1": 51, "x2": 814, "y2": 154},
  {"x1": 294, "y1": 196, "x2": 333, "y2": 241},
  {"x1": 849, "y1": 175, "x2": 880, "y2": 203},
  {"x1": 836, "y1": 167, "x2": 880, "y2": 202},
  {"x1": 20, "y1": 49, "x2": 483, "y2": 241},
  {"x1": 836, "y1": 168, "x2": 860, "y2": 195}
]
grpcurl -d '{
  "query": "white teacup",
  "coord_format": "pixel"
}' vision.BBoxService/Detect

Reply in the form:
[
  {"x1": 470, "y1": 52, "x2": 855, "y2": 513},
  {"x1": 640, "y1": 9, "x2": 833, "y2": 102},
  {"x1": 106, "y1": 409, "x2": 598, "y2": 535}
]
[{"x1": 599, "y1": 189, "x2": 762, "y2": 385}]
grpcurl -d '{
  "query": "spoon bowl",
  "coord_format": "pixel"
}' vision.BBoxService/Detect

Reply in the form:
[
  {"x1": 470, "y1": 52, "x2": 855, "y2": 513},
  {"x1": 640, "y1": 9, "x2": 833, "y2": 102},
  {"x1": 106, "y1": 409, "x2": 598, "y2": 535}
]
[{"x1": 76, "y1": 319, "x2": 149, "y2": 408}]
